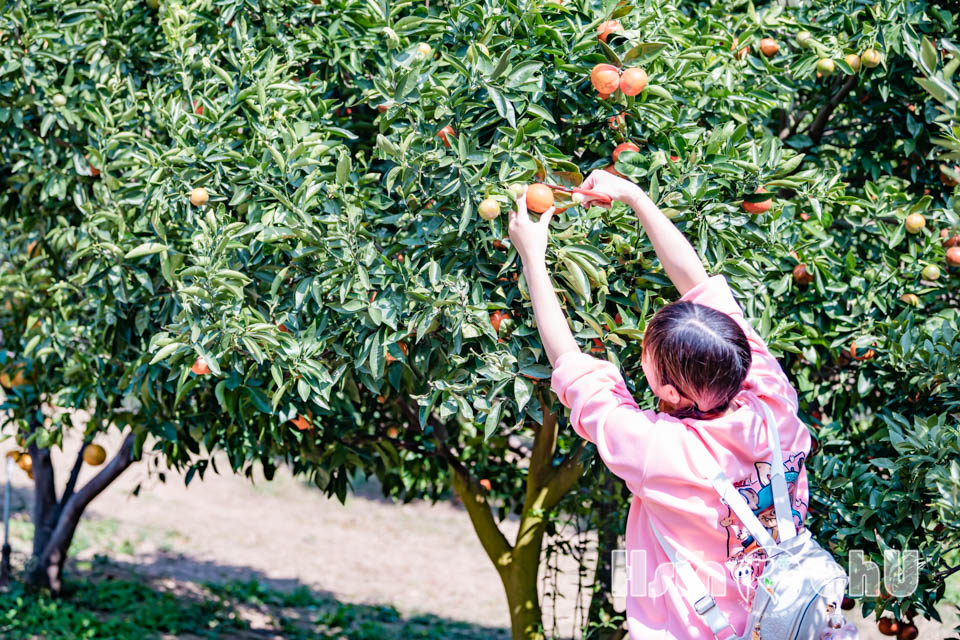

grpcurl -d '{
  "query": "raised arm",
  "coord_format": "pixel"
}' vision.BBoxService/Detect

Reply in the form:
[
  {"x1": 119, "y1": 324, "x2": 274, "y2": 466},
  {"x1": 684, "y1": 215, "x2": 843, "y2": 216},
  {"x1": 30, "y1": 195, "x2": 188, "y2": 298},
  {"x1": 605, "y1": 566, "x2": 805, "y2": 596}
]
[
  {"x1": 580, "y1": 170, "x2": 708, "y2": 296},
  {"x1": 507, "y1": 187, "x2": 579, "y2": 366}
]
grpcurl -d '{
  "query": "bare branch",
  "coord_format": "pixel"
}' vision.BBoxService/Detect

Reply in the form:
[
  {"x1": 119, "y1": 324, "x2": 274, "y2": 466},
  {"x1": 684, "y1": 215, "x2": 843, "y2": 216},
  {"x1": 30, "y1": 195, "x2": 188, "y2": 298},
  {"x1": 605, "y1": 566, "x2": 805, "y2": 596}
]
[
  {"x1": 449, "y1": 463, "x2": 512, "y2": 569},
  {"x1": 806, "y1": 70, "x2": 869, "y2": 145}
]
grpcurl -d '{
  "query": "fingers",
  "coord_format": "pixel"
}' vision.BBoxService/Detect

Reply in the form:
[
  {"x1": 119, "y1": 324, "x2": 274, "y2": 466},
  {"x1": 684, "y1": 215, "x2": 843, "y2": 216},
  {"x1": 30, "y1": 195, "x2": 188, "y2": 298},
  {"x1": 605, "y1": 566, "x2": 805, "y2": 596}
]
[
  {"x1": 515, "y1": 185, "x2": 528, "y2": 216},
  {"x1": 538, "y1": 206, "x2": 556, "y2": 227},
  {"x1": 581, "y1": 170, "x2": 602, "y2": 190}
]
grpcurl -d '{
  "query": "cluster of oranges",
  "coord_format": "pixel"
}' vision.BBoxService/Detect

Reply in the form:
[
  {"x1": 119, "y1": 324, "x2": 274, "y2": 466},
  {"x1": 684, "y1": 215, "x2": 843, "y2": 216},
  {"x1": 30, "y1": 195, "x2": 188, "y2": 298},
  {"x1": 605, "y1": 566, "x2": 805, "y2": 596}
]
[{"x1": 590, "y1": 63, "x2": 648, "y2": 99}]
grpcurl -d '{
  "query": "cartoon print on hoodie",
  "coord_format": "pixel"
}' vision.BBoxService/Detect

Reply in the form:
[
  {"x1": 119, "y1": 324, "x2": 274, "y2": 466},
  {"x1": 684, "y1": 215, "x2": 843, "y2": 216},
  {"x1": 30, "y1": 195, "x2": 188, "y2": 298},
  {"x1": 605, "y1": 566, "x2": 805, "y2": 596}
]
[
  {"x1": 722, "y1": 452, "x2": 808, "y2": 557},
  {"x1": 721, "y1": 452, "x2": 809, "y2": 603}
]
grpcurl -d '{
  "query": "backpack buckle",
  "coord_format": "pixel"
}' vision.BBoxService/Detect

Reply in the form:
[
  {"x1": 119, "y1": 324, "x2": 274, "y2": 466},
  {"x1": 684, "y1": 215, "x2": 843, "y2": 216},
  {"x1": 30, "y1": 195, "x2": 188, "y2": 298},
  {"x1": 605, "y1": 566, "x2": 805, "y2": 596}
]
[{"x1": 694, "y1": 595, "x2": 716, "y2": 615}]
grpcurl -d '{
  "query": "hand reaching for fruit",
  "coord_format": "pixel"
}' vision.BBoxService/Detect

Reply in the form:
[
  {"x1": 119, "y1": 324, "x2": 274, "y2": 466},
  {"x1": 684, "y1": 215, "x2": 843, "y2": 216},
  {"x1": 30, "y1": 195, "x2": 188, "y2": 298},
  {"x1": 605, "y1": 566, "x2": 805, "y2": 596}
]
[
  {"x1": 579, "y1": 169, "x2": 646, "y2": 208},
  {"x1": 508, "y1": 185, "x2": 556, "y2": 265}
]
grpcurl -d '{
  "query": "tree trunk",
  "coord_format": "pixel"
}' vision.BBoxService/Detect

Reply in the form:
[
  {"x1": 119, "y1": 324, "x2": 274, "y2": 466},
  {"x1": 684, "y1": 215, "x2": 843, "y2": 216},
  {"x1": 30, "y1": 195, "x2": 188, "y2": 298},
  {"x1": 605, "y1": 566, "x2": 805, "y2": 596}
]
[
  {"x1": 26, "y1": 432, "x2": 136, "y2": 594},
  {"x1": 449, "y1": 393, "x2": 585, "y2": 640}
]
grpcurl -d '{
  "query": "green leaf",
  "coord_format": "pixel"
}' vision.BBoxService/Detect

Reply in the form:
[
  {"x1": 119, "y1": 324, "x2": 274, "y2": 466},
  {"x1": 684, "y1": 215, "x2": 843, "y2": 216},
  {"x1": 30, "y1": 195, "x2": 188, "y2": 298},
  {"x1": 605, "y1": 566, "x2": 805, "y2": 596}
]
[
  {"x1": 488, "y1": 46, "x2": 513, "y2": 81},
  {"x1": 125, "y1": 243, "x2": 168, "y2": 259},
  {"x1": 484, "y1": 401, "x2": 504, "y2": 440}
]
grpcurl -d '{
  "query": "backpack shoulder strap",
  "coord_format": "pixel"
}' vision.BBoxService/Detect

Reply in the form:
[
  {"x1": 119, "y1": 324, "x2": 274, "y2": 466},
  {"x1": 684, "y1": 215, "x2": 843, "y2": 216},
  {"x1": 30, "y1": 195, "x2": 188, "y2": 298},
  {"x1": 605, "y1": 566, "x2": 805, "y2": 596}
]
[
  {"x1": 680, "y1": 424, "x2": 779, "y2": 553},
  {"x1": 743, "y1": 391, "x2": 798, "y2": 542},
  {"x1": 649, "y1": 520, "x2": 738, "y2": 639}
]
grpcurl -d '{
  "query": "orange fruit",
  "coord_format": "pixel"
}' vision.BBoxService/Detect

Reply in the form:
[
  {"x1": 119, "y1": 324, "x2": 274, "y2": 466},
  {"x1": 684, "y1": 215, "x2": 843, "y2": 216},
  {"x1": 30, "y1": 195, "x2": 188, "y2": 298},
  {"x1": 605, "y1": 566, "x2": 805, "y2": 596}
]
[
  {"x1": 899, "y1": 293, "x2": 919, "y2": 306},
  {"x1": 291, "y1": 414, "x2": 313, "y2": 431},
  {"x1": 526, "y1": 184, "x2": 554, "y2": 213},
  {"x1": 860, "y1": 49, "x2": 882, "y2": 68},
  {"x1": 817, "y1": 58, "x2": 835, "y2": 76},
  {"x1": 193, "y1": 101, "x2": 204, "y2": 115},
  {"x1": 490, "y1": 310, "x2": 509, "y2": 333},
  {"x1": 947, "y1": 246, "x2": 960, "y2": 266},
  {"x1": 619, "y1": 67, "x2": 647, "y2": 96},
  {"x1": 940, "y1": 165, "x2": 959, "y2": 186},
  {"x1": 0, "y1": 368, "x2": 26, "y2": 389},
  {"x1": 386, "y1": 427, "x2": 400, "y2": 438},
  {"x1": 608, "y1": 113, "x2": 626, "y2": 129},
  {"x1": 731, "y1": 38, "x2": 749, "y2": 60},
  {"x1": 191, "y1": 357, "x2": 210, "y2": 375},
  {"x1": 877, "y1": 618, "x2": 899, "y2": 636},
  {"x1": 83, "y1": 444, "x2": 107, "y2": 466},
  {"x1": 845, "y1": 53, "x2": 861, "y2": 72},
  {"x1": 479, "y1": 478, "x2": 492, "y2": 491},
  {"x1": 18, "y1": 453, "x2": 32, "y2": 473},
  {"x1": 478, "y1": 198, "x2": 501, "y2": 220},
  {"x1": 613, "y1": 142, "x2": 640, "y2": 162},
  {"x1": 190, "y1": 187, "x2": 209, "y2": 206},
  {"x1": 742, "y1": 187, "x2": 772, "y2": 214},
  {"x1": 759, "y1": 38, "x2": 778, "y2": 57},
  {"x1": 792, "y1": 264, "x2": 814, "y2": 286},
  {"x1": 417, "y1": 42, "x2": 432, "y2": 57},
  {"x1": 897, "y1": 624, "x2": 918, "y2": 640},
  {"x1": 438, "y1": 125, "x2": 455, "y2": 148},
  {"x1": 669, "y1": 155, "x2": 680, "y2": 162},
  {"x1": 596, "y1": 20, "x2": 623, "y2": 43},
  {"x1": 850, "y1": 341, "x2": 875, "y2": 361},
  {"x1": 590, "y1": 63, "x2": 620, "y2": 95},
  {"x1": 385, "y1": 341, "x2": 408, "y2": 363},
  {"x1": 942, "y1": 229, "x2": 960, "y2": 247},
  {"x1": 277, "y1": 323, "x2": 289, "y2": 333},
  {"x1": 85, "y1": 154, "x2": 100, "y2": 177},
  {"x1": 905, "y1": 213, "x2": 926, "y2": 234},
  {"x1": 922, "y1": 264, "x2": 941, "y2": 281}
]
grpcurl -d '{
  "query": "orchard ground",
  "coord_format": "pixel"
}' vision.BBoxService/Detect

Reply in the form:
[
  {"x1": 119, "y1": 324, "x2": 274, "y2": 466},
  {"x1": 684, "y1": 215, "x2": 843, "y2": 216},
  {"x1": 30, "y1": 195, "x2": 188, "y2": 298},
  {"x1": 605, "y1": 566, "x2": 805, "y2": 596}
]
[{"x1": 2, "y1": 432, "x2": 957, "y2": 639}]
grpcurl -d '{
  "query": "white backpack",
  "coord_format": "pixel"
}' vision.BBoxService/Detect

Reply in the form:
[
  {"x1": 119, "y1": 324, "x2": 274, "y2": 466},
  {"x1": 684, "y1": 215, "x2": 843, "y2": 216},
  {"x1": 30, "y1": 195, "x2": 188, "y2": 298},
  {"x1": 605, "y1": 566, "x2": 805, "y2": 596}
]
[{"x1": 650, "y1": 392, "x2": 852, "y2": 640}]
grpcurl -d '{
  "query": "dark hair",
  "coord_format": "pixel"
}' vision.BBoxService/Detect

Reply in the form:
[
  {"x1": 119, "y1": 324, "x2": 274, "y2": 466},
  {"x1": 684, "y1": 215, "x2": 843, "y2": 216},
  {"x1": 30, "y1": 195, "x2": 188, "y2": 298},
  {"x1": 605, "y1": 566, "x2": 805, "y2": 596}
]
[{"x1": 643, "y1": 301, "x2": 752, "y2": 419}]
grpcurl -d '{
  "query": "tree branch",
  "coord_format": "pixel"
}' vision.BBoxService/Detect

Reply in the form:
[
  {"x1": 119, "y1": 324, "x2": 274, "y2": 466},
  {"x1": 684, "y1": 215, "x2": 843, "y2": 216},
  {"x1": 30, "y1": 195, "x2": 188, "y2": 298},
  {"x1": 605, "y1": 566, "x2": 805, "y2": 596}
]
[
  {"x1": 26, "y1": 414, "x2": 56, "y2": 559},
  {"x1": 525, "y1": 390, "x2": 559, "y2": 507},
  {"x1": 52, "y1": 446, "x2": 87, "y2": 526},
  {"x1": 806, "y1": 70, "x2": 869, "y2": 145},
  {"x1": 449, "y1": 463, "x2": 512, "y2": 570},
  {"x1": 36, "y1": 432, "x2": 136, "y2": 592},
  {"x1": 541, "y1": 440, "x2": 587, "y2": 513}
]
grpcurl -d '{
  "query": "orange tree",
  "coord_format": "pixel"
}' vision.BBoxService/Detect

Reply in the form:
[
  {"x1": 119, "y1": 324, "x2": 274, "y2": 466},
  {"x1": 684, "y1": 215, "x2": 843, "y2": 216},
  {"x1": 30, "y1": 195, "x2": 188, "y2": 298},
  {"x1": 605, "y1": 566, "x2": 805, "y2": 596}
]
[{"x1": 3, "y1": 0, "x2": 960, "y2": 638}]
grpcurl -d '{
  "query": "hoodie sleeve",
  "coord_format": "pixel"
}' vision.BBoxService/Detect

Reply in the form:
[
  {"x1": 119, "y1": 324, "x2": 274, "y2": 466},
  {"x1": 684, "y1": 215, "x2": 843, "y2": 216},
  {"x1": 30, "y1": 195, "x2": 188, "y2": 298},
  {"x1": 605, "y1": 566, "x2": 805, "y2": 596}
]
[
  {"x1": 551, "y1": 351, "x2": 665, "y2": 486},
  {"x1": 680, "y1": 275, "x2": 798, "y2": 408}
]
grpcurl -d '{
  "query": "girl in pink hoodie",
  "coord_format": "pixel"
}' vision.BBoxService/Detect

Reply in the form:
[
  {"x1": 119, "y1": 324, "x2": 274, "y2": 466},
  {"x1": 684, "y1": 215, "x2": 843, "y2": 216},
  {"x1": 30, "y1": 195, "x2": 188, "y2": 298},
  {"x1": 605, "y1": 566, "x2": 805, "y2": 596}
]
[{"x1": 507, "y1": 171, "x2": 826, "y2": 639}]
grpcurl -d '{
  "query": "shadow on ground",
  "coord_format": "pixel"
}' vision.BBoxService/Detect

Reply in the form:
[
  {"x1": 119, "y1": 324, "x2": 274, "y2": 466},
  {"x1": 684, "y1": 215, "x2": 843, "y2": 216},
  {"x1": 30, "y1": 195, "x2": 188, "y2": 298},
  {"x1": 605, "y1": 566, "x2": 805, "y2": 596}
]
[{"x1": 0, "y1": 555, "x2": 511, "y2": 640}]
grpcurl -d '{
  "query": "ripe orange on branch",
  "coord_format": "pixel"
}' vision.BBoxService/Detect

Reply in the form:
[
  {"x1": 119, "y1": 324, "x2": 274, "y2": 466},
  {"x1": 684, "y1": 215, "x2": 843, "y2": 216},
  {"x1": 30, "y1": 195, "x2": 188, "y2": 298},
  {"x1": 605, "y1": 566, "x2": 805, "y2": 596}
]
[
  {"x1": 845, "y1": 53, "x2": 862, "y2": 72},
  {"x1": 860, "y1": 49, "x2": 882, "y2": 68},
  {"x1": 526, "y1": 184, "x2": 554, "y2": 213},
  {"x1": 905, "y1": 213, "x2": 926, "y2": 234},
  {"x1": 619, "y1": 67, "x2": 647, "y2": 96},
  {"x1": 83, "y1": 444, "x2": 107, "y2": 466},
  {"x1": 437, "y1": 125, "x2": 456, "y2": 148},
  {"x1": 947, "y1": 246, "x2": 960, "y2": 266},
  {"x1": 191, "y1": 357, "x2": 210, "y2": 375},
  {"x1": 479, "y1": 198, "x2": 501, "y2": 220},
  {"x1": 596, "y1": 20, "x2": 623, "y2": 43},
  {"x1": 793, "y1": 263, "x2": 814, "y2": 286},
  {"x1": 291, "y1": 414, "x2": 313, "y2": 431},
  {"x1": 590, "y1": 64, "x2": 620, "y2": 95},
  {"x1": 742, "y1": 187, "x2": 772, "y2": 214},
  {"x1": 759, "y1": 38, "x2": 778, "y2": 57},
  {"x1": 190, "y1": 187, "x2": 209, "y2": 206},
  {"x1": 613, "y1": 142, "x2": 640, "y2": 162}
]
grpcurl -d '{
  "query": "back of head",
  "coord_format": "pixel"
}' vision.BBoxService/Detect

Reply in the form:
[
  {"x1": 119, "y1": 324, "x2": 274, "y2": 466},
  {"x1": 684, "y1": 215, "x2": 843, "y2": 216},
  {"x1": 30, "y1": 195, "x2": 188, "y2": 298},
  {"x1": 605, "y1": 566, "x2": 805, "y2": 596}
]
[{"x1": 644, "y1": 301, "x2": 752, "y2": 419}]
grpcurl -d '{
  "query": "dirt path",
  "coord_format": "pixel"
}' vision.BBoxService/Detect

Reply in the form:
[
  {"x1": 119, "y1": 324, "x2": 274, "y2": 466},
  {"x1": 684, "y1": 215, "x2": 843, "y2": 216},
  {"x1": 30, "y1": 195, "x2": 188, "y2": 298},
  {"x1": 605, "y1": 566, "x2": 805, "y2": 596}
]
[{"x1": 2, "y1": 431, "x2": 957, "y2": 639}]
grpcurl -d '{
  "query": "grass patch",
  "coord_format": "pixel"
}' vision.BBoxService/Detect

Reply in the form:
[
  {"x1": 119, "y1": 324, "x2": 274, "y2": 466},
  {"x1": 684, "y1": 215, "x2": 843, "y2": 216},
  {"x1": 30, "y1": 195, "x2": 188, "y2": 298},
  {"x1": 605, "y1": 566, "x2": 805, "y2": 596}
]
[{"x1": 0, "y1": 574, "x2": 508, "y2": 640}]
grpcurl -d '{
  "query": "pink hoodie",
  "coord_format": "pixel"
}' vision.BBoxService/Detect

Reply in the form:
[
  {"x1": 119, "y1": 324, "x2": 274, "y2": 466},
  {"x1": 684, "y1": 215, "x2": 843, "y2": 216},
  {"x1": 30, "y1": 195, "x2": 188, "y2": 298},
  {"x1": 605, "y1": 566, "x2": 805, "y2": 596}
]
[{"x1": 551, "y1": 276, "x2": 811, "y2": 639}]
